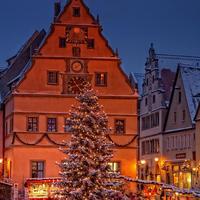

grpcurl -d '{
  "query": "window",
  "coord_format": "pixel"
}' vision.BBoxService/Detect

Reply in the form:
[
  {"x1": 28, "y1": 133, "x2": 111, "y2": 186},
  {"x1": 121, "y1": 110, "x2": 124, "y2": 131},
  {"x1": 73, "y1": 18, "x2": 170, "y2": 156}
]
[
  {"x1": 115, "y1": 119, "x2": 125, "y2": 134},
  {"x1": 95, "y1": 73, "x2": 107, "y2": 86},
  {"x1": 87, "y1": 39, "x2": 95, "y2": 49},
  {"x1": 174, "y1": 112, "x2": 177, "y2": 123},
  {"x1": 47, "y1": 71, "x2": 58, "y2": 85},
  {"x1": 142, "y1": 112, "x2": 159, "y2": 130},
  {"x1": 59, "y1": 37, "x2": 66, "y2": 48},
  {"x1": 145, "y1": 98, "x2": 148, "y2": 106},
  {"x1": 178, "y1": 91, "x2": 182, "y2": 103},
  {"x1": 193, "y1": 151, "x2": 196, "y2": 161},
  {"x1": 108, "y1": 162, "x2": 120, "y2": 173},
  {"x1": 153, "y1": 95, "x2": 156, "y2": 104},
  {"x1": 141, "y1": 139, "x2": 159, "y2": 155},
  {"x1": 182, "y1": 110, "x2": 186, "y2": 121},
  {"x1": 5, "y1": 122, "x2": 8, "y2": 135},
  {"x1": 47, "y1": 118, "x2": 57, "y2": 132},
  {"x1": 9, "y1": 118, "x2": 13, "y2": 133},
  {"x1": 27, "y1": 117, "x2": 38, "y2": 132},
  {"x1": 72, "y1": 47, "x2": 81, "y2": 57},
  {"x1": 31, "y1": 161, "x2": 45, "y2": 178},
  {"x1": 73, "y1": 7, "x2": 80, "y2": 17},
  {"x1": 142, "y1": 141, "x2": 145, "y2": 155},
  {"x1": 64, "y1": 118, "x2": 70, "y2": 132},
  {"x1": 152, "y1": 75, "x2": 155, "y2": 83}
]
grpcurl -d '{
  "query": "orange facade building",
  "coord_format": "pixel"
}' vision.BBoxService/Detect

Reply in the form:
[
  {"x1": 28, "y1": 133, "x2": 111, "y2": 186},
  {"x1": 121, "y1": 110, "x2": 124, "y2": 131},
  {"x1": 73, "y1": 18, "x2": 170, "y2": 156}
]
[{"x1": 0, "y1": 0, "x2": 138, "y2": 198}]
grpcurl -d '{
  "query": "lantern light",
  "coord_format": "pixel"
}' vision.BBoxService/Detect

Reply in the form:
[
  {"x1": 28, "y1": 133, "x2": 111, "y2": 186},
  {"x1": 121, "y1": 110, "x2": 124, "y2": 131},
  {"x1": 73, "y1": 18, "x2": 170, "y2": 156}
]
[{"x1": 141, "y1": 160, "x2": 146, "y2": 165}]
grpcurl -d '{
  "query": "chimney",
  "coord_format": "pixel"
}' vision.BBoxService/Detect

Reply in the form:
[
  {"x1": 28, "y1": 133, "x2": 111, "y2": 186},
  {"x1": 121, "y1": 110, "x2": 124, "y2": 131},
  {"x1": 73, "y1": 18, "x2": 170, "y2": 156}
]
[{"x1": 54, "y1": 1, "x2": 61, "y2": 21}]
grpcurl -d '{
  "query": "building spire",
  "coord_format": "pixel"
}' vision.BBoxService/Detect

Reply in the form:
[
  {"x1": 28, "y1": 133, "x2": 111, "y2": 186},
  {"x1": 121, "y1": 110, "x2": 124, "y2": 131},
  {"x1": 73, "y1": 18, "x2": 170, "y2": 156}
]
[{"x1": 149, "y1": 43, "x2": 156, "y2": 60}]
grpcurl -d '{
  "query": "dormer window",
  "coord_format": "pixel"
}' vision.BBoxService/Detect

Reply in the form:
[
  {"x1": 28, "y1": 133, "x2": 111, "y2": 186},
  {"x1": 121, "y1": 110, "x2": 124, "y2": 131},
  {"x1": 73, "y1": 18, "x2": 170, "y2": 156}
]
[{"x1": 73, "y1": 7, "x2": 80, "y2": 17}]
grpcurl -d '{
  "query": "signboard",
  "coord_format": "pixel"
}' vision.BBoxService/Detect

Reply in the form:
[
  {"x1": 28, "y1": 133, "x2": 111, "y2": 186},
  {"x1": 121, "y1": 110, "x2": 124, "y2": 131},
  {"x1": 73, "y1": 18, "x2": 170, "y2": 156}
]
[
  {"x1": 25, "y1": 178, "x2": 60, "y2": 200},
  {"x1": 176, "y1": 153, "x2": 186, "y2": 159}
]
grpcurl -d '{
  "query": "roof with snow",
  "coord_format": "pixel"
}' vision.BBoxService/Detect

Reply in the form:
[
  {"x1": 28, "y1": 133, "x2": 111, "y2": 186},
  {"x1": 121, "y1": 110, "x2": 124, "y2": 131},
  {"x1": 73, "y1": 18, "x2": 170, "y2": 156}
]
[
  {"x1": 180, "y1": 65, "x2": 200, "y2": 122},
  {"x1": 0, "y1": 30, "x2": 46, "y2": 104}
]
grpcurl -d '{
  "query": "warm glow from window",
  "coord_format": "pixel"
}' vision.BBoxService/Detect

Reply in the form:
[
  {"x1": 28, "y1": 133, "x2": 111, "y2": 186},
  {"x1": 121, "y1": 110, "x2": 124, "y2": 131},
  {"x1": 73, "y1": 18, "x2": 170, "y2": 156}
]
[
  {"x1": 74, "y1": 27, "x2": 80, "y2": 33},
  {"x1": 141, "y1": 160, "x2": 146, "y2": 165},
  {"x1": 0, "y1": 159, "x2": 3, "y2": 164},
  {"x1": 108, "y1": 162, "x2": 120, "y2": 172},
  {"x1": 154, "y1": 157, "x2": 159, "y2": 162}
]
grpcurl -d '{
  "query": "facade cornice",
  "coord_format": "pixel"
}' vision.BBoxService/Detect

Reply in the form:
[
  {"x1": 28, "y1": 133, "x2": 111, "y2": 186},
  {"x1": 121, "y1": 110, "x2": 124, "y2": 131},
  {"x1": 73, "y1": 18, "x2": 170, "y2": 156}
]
[
  {"x1": 139, "y1": 132, "x2": 164, "y2": 139},
  {"x1": 140, "y1": 106, "x2": 167, "y2": 116},
  {"x1": 13, "y1": 93, "x2": 138, "y2": 99},
  {"x1": 32, "y1": 55, "x2": 120, "y2": 61},
  {"x1": 163, "y1": 126, "x2": 195, "y2": 134},
  {"x1": 8, "y1": 111, "x2": 137, "y2": 118},
  {"x1": 53, "y1": 22, "x2": 100, "y2": 27}
]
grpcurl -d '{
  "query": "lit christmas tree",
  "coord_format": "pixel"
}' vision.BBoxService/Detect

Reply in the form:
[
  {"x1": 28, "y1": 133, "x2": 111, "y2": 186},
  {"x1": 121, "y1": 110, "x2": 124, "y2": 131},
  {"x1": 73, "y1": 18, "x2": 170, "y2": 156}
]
[{"x1": 56, "y1": 86, "x2": 128, "y2": 200}]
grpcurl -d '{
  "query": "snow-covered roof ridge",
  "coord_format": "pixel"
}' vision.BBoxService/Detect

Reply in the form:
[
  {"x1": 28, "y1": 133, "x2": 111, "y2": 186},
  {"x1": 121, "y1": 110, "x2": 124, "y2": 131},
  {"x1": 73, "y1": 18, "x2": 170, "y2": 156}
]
[{"x1": 180, "y1": 64, "x2": 200, "y2": 122}]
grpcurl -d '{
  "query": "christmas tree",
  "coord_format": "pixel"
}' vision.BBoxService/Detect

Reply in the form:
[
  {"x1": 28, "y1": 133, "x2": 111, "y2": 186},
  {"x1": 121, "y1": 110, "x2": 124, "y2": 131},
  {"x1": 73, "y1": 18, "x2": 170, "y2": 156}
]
[{"x1": 56, "y1": 86, "x2": 128, "y2": 200}]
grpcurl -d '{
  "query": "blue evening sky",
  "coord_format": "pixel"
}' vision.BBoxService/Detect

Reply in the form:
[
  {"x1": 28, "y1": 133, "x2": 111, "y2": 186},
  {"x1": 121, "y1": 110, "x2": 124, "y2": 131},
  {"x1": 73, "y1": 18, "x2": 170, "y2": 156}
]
[{"x1": 0, "y1": 0, "x2": 199, "y2": 73}]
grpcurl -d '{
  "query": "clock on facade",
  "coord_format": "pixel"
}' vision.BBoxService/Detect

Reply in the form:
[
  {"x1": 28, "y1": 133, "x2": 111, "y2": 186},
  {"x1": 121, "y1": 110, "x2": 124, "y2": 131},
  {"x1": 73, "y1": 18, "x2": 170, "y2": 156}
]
[
  {"x1": 67, "y1": 76, "x2": 87, "y2": 94},
  {"x1": 71, "y1": 61, "x2": 83, "y2": 73}
]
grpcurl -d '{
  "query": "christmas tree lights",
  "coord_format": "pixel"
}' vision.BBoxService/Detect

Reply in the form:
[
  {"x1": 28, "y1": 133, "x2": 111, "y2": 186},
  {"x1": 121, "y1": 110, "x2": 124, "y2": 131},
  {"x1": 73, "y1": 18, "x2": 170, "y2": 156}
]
[{"x1": 56, "y1": 85, "x2": 128, "y2": 200}]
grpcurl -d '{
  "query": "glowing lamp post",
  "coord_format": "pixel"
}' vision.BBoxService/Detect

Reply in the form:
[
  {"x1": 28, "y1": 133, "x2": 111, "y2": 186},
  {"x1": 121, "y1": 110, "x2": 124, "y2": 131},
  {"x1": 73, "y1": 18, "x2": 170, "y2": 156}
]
[
  {"x1": 0, "y1": 158, "x2": 3, "y2": 178},
  {"x1": 141, "y1": 160, "x2": 146, "y2": 165}
]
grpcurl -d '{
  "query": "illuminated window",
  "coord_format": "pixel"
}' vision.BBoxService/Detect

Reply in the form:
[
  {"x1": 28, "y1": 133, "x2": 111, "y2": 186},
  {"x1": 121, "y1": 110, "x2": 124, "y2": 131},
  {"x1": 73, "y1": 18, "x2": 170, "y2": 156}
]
[
  {"x1": 115, "y1": 119, "x2": 125, "y2": 134},
  {"x1": 27, "y1": 117, "x2": 38, "y2": 132},
  {"x1": 59, "y1": 37, "x2": 66, "y2": 48},
  {"x1": 108, "y1": 162, "x2": 120, "y2": 173},
  {"x1": 47, "y1": 71, "x2": 58, "y2": 85},
  {"x1": 73, "y1": 7, "x2": 80, "y2": 17},
  {"x1": 173, "y1": 172, "x2": 179, "y2": 187},
  {"x1": 31, "y1": 161, "x2": 45, "y2": 178},
  {"x1": 72, "y1": 47, "x2": 81, "y2": 57},
  {"x1": 64, "y1": 118, "x2": 71, "y2": 132},
  {"x1": 47, "y1": 118, "x2": 57, "y2": 132},
  {"x1": 95, "y1": 72, "x2": 107, "y2": 86}
]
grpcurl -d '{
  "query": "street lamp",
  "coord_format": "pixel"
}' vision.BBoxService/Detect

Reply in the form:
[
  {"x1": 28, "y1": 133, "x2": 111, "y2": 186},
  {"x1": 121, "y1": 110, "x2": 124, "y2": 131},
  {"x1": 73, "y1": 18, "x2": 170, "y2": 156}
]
[
  {"x1": 0, "y1": 158, "x2": 3, "y2": 178},
  {"x1": 141, "y1": 160, "x2": 146, "y2": 165}
]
